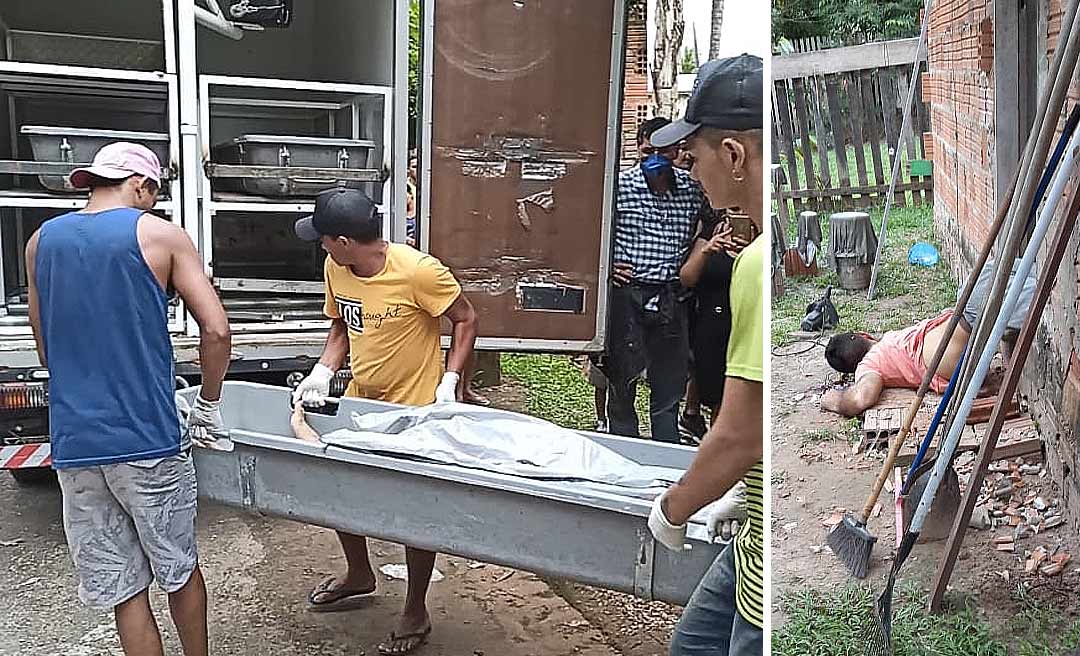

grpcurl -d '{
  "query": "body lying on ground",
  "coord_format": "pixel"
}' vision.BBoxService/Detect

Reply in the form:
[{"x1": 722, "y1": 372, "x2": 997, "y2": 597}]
[{"x1": 820, "y1": 260, "x2": 1035, "y2": 417}]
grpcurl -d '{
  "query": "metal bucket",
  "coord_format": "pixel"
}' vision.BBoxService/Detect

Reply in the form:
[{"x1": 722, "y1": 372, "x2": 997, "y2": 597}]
[{"x1": 836, "y1": 256, "x2": 872, "y2": 290}]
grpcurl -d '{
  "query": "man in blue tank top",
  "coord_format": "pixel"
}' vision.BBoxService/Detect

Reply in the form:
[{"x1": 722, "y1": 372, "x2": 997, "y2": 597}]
[{"x1": 26, "y1": 142, "x2": 232, "y2": 656}]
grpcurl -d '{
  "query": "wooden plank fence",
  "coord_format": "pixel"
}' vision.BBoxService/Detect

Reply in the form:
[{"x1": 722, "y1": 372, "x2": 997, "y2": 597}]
[{"x1": 772, "y1": 38, "x2": 934, "y2": 229}]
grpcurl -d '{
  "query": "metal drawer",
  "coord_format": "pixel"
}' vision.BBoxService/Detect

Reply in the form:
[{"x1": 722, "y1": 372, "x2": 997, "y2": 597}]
[
  {"x1": 20, "y1": 125, "x2": 170, "y2": 194},
  {"x1": 211, "y1": 134, "x2": 376, "y2": 197}
]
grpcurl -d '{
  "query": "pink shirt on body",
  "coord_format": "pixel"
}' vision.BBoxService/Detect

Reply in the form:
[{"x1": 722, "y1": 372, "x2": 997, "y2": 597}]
[{"x1": 855, "y1": 310, "x2": 954, "y2": 394}]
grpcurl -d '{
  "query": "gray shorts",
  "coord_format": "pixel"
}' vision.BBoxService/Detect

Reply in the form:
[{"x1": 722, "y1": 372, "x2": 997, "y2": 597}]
[
  {"x1": 57, "y1": 451, "x2": 199, "y2": 609},
  {"x1": 962, "y1": 259, "x2": 1036, "y2": 333}
]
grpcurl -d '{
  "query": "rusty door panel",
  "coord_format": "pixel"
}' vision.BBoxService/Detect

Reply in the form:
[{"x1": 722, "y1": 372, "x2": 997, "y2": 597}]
[{"x1": 426, "y1": 0, "x2": 620, "y2": 347}]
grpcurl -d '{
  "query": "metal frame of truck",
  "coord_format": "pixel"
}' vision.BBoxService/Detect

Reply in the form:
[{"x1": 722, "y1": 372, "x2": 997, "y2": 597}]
[{"x1": 0, "y1": 0, "x2": 626, "y2": 492}]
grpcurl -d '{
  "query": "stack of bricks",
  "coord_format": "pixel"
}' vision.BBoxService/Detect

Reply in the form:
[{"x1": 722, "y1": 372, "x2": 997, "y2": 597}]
[{"x1": 924, "y1": 0, "x2": 996, "y2": 270}]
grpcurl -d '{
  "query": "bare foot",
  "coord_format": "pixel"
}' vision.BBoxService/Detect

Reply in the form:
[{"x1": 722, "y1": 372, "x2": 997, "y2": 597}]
[
  {"x1": 290, "y1": 403, "x2": 322, "y2": 443},
  {"x1": 378, "y1": 612, "x2": 432, "y2": 655},
  {"x1": 462, "y1": 387, "x2": 489, "y2": 406}
]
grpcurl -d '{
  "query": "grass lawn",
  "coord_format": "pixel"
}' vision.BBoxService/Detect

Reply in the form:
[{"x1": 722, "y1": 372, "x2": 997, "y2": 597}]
[
  {"x1": 773, "y1": 582, "x2": 1080, "y2": 656},
  {"x1": 771, "y1": 204, "x2": 956, "y2": 345},
  {"x1": 500, "y1": 353, "x2": 652, "y2": 434}
]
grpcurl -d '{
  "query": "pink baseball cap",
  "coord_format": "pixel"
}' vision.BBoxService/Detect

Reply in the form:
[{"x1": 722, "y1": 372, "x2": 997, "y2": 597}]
[{"x1": 69, "y1": 142, "x2": 162, "y2": 190}]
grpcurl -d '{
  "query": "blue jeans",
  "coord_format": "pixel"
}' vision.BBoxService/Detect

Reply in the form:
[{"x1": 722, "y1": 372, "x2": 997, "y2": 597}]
[{"x1": 671, "y1": 543, "x2": 763, "y2": 656}]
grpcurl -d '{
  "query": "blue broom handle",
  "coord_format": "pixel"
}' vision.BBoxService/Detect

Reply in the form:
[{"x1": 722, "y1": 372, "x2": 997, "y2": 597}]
[{"x1": 902, "y1": 351, "x2": 964, "y2": 495}]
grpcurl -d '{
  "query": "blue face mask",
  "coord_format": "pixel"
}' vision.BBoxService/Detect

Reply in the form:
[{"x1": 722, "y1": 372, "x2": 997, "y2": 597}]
[{"x1": 641, "y1": 152, "x2": 673, "y2": 179}]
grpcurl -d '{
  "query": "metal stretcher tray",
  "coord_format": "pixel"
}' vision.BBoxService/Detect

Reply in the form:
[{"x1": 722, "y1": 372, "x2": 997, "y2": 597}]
[{"x1": 180, "y1": 381, "x2": 722, "y2": 605}]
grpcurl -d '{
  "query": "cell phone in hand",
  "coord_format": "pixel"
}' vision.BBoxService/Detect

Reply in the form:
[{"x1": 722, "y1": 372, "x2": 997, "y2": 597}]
[{"x1": 728, "y1": 216, "x2": 756, "y2": 243}]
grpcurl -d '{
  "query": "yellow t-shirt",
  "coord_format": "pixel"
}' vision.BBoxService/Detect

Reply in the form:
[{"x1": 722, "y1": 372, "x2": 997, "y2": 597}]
[
  {"x1": 725, "y1": 234, "x2": 765, "y2": 629},
  {"x1": 323, "y1": 243, "x2": 461, "y2": 406}
]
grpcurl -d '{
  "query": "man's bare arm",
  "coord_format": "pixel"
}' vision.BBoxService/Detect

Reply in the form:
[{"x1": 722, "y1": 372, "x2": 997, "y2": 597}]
[
  {"x1": 820, "y1": 373, "x2": 884, "y2": 417},
  {"x1": 663, "y1": 377, "x2": 763, "y2": 524},
  {"x1": 167, "y1": 226, "x2": 231, "y2": 401},
  {"x1": 25, "y1": 232, "x2": 45, "y2": 368},
  {"x1": 319, "y1": 319, "x2": 350, "y2": 371},
  {"x1": 442, "y1": 294, "x2": 477, "y2": 376}
]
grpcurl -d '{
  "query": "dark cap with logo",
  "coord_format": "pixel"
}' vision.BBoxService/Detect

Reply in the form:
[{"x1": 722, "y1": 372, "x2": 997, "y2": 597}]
[
  {"x1": 294, "y1": 187, "x2": 380, "y2": 242},
  {"x1": 650, "y1": 53, "x2": 763, "y2": 148}
]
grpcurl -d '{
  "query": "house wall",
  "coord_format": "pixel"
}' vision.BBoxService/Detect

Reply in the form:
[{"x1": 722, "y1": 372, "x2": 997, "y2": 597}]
[
  {"x1": 621, "y1": 2, "x2": 651, "y2": 168},
  {"x1": 929, "y1": 0, "x2": 1080, "y2": 523},
  {"x1": 924, "y1": 0, "x2": 997, "y2": 271}
]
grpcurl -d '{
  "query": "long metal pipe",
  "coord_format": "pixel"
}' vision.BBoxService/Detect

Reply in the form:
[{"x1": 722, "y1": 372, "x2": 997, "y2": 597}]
[{"x1": 910, "y1": 119, "x2": 1080, "y2": 534}]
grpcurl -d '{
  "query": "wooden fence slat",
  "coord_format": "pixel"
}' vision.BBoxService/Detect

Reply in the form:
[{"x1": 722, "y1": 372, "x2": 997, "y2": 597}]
[
  {"x1": 792, "y1": 77, "x2": 817, "y2": 205},
  {"x1": 846, "y1": 72, "x2": 872, "y2": 206},
  {"x1": 810, "y1": 75, "x2": 834, "y2": 210},
  {"x1": 775, "y1": 79, "x2": 803, "y2": 218},
  {"x1": 824, "y1": 74, "x2": 852, "y2": 192},
  {"x1": 861, "y1": 69, "x2": 887, "y2": 191},
  {"x1": 878, "y1": 67, "x2": 906, "y2": 207},
  {"x1": 772, "y1": 165, "x2": 793, "y2": 234},
  {"x1": 897, "y1": 68, "x2": 927, "y2": 205},
  {"x1": 771, "y1": 85, "x2": 793, "y2": 232}
]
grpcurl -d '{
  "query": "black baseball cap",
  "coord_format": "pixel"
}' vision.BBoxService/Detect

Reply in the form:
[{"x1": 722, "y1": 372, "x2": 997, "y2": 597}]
[
  {"x1": 294, "y1": 187, "x2": 379, "y2": 242},
  {"x1": 650, "y1": 54, "x2": 763, "y2": 148}
]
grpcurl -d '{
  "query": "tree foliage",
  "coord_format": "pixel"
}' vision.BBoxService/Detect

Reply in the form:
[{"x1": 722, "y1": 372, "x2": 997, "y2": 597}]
[
  {"x1": 409, "y1": 0, "x2": 420, "y2": 121},
  {"x1": 772, "y1": 0, "x2": 923, "y2": 46}
]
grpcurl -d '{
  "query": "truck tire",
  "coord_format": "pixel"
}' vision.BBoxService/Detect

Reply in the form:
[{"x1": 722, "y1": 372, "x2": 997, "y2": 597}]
[{"x1": 8, "y1": 468, "x2": 56, "y2": 486}]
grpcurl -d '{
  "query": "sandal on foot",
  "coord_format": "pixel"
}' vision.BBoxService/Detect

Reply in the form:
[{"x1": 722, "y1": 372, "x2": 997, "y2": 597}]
[
  {"x1": 377, "y1": 626, "x2": 432, "y2": 655},
  {"x1": 307, "y1": 575, "x2": 376, "y2": 612}
]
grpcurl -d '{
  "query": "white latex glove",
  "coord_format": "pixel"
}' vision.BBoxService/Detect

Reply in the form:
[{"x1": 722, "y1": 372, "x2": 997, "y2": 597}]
[
  {"x1": 187, "y1": 395, "x2": 225, "y2": 448},
  {"x1": 292, "y1": 363, "x2": 335, "y2": 406},
  {"x1": 434, "y1": 371, "x2": 460, "y2": 403},
  {"x1": 704, "y1": 482, "x2": 747, "y2": 543},
  {"x1": 648, "y1": 492, "x2": 689, "y2": 552}
]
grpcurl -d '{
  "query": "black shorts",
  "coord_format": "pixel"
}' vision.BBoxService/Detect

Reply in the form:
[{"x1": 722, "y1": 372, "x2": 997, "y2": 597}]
[{"x1": 691, "y1": 313, "x2": 731, "y2": 408}]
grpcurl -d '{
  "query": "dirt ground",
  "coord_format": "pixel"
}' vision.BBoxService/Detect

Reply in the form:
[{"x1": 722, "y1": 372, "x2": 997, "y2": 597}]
[
  {"x1": 770, "y1": 345, "x2": 1080, "y2": 626},
  {"x1": 0, "y1": 379, "x2": 680, "y2": 656}
]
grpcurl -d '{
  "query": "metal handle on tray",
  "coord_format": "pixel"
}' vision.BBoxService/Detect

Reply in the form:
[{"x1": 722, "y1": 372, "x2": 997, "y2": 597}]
[{"x1": 59, "y1": 138, "x2": 73, "y2": 163}]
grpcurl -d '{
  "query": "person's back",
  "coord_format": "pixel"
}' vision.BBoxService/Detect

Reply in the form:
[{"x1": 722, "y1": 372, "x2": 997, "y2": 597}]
[
  {"x1": 26, "y1": 141, "x2": 230, "y2": 656},
  {"x1": 36, "y1": 207, "x2": 178, "y2": 467},
  {"x1": 855, "y1": 311, "x2": 965, "y2": 394}
]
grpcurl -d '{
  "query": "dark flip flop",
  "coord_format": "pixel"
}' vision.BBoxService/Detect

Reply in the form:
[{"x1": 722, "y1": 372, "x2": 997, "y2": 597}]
[
  {"x1": 307, "y1": 575, "x2": 376, "y2": 613},
  {"x1": 377, "y1": 626, "x2": 432, "y2": 655}
]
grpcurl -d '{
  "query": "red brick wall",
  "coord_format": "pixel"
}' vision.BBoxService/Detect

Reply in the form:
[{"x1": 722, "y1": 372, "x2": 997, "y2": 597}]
[
  {"x1": 925, "y1": 0, "x2": 997, "y2": 270},
  {"x1": 930, "y1": 0, "x2": 1080, "y2": 523},
  {"x1": 1028, "y1": 0, "x2": 1080, "y2": 521},
  {"x1": 621, "y1": 3, "x2": 650, "y2": 168}
]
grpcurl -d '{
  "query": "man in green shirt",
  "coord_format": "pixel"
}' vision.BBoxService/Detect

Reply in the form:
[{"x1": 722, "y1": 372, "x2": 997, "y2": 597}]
[{"x1": 646, "y1": 54, "x2": 765, "y2": 655}]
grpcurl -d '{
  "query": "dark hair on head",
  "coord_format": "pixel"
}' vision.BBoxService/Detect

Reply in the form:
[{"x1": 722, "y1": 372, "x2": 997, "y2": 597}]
[
  {"x1": 825, "y1": 332, "x2": 874, "y2": 374},
  {"x1": 331, "y1": 211, "x2": 382, "y2": 244},
  {"x1": 85, "y1": 174, "x2": 126, "y2": 190},
  {"x1": 637, "y1": 117, "x2": 672, "y2": 145}
]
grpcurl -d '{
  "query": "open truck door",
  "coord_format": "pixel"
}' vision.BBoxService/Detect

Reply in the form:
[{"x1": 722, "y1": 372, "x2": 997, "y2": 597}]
[{"x1": 417, "y1": 0, "x2": 625, "y2": 352}]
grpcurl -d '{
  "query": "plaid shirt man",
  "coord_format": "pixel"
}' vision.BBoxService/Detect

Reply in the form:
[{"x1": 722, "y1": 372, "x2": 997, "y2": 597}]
[{"x1": 613, "y1": 165, "x2": 704, "y2": 284}]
